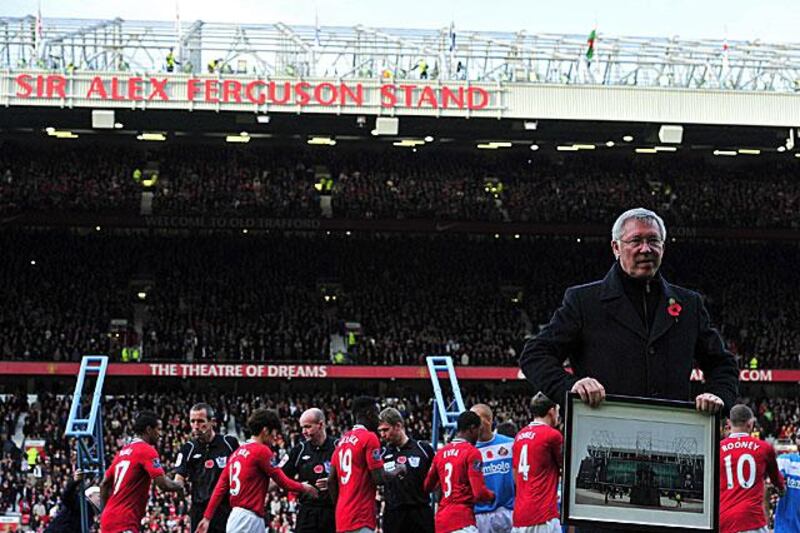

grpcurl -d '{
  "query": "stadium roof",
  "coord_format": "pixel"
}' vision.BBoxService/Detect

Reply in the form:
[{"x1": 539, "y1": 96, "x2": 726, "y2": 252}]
[
  {"x1": 3, "y1": 16, "x2": 800, "y2": 92},
  {"x1": 0, "y1": 106, "x2": 794, "y2": 159}
]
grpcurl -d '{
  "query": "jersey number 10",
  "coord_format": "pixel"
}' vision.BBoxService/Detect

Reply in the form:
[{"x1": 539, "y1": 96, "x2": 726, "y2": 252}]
[{"x1": 723, "y1": 453, "x2": 757, "y2": 490}]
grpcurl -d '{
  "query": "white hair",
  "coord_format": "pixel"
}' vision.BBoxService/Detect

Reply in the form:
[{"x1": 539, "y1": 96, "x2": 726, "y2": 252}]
[{"x1": 611, "y1": 208, "x2": 667, "y2": 241}]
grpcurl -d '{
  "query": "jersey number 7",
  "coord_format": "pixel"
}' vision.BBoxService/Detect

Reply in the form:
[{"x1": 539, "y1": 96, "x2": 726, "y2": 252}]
[{"x1": 113, "y1": 460, "x2": 131, "y2": 494}]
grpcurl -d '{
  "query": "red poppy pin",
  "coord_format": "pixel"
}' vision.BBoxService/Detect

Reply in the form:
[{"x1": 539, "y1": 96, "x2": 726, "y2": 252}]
[{"x1": 667, "y1": 298, "x2": 682, "y2": 318}]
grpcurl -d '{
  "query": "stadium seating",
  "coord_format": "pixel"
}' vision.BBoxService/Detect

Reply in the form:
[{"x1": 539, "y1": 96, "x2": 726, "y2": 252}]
[
  {"x1": 2, "y1": 142, "x2": 799, "y2": 228},
  {"x1": 0, "y1": 231, "x2": 797, "y2": 369}
]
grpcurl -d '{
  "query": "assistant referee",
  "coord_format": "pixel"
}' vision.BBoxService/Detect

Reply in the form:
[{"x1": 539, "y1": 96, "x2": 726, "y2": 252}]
[
  {"x1": 174, "y1": 402, "x2": 239, "y2": 533},
  {"x1": 377, "y1": 407, "x2": 435, "y2": 533}
]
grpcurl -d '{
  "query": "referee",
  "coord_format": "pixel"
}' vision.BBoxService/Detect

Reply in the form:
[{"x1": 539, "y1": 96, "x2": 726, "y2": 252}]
[
  {"x1": 279, "y1": 407, "x2": 336, "y2": 533},
  {"x1": 377, "y1": 407, "x2": 435, "y2": 533},
  {"x1": 174, "y1": 402, "x2": 239, "y2": 533}
]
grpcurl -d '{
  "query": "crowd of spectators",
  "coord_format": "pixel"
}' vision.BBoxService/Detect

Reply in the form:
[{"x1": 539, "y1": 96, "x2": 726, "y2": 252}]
[
  {"x1": 1, "y1": 231, "x2": 798, "y2": 369},
  {"x1": 0, "y1": 388, "x2": 796, "y2": 532},
  {"x1": 2, "y1": 142, "x2": 799, "y2": 228}
]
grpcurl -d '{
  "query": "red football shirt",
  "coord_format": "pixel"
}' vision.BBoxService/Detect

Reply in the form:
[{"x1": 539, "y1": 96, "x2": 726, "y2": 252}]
[
  {"x1": 512, "y1": 422, "x2": 562, "y2": 527},
  {"x1": 423, "y1": 439, "x2": 494, "y2": 533},
  {"x1": 719, "y1": 432, "x2": 785, "y2": 533},
  {"x1": 204, "y1": 440, "x2": 306, "y2": 519},
  {"x1": 331, "y1": 425, "x2": 384, "y2": 532},
  {"x1": 100, "y1": 439, "x2": 165, "y2": 533}
]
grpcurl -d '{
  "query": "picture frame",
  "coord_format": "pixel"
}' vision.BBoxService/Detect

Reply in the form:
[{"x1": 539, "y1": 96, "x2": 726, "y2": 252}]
[{"x1": 562, "y1": 393, "x2": 720, "y2": 532}]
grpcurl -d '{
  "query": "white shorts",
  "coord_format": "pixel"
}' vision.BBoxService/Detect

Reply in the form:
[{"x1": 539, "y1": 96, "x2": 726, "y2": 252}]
[
  {"x1": 226, "y1": 507, "x2": 265, "y2": 533},
  {"x1": 511, "y1": 518, "x2": 562, "y2": 533},
  {"x1": 476, "y1": 507, "x2": 513, "y2": 533}
]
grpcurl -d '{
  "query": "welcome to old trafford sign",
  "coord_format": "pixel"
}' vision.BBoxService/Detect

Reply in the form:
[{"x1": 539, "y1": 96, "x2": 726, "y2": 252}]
[{"x1": 9, "y1": 72, "x2": 501, "y2": 115}]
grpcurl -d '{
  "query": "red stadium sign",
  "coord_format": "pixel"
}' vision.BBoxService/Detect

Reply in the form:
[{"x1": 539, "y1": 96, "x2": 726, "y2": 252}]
[
  {"x1": 13, "y1": 74, "x2": 492, "y2": 110},
  {"x1": 0, "y1": 362, "x2": 798, "y2": 382}
]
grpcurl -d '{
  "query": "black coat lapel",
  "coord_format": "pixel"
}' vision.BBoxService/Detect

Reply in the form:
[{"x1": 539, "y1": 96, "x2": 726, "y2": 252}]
[
  {"x1": 649, "y1": 280, "x2": 680, "y2": 343},
  {"x1": 600, "y1": 265, "x2": 648, "y2": 341}
]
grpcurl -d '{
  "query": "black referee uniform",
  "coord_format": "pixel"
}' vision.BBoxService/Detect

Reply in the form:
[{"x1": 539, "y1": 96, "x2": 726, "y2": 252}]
[
  {"x1": 381, "y1": 437, "x2": 435, "y2": 533},
  {"x1": 280, "y1": 435, "x2": 337, "y2": 533},
  {"x1": 174, "y1": 433, "x2": 239, "y2": 533}
]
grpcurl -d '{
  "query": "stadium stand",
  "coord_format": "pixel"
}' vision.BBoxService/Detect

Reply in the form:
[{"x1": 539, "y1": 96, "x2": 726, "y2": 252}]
[
  {"x1": 1, "y1": 231, "x2": 798, "y2": 369},
  {"x1": 1, "y1": 143, "x2": 799, "y2": 227}
]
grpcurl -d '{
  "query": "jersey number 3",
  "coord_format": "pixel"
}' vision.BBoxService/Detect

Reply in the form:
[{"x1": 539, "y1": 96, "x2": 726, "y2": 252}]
[
  {"x1": 443, "y1": 462, "x2": 453, "y2": 497},
  {"x1": 230, "y1": 460, "x2": 242, "y2": 496}
]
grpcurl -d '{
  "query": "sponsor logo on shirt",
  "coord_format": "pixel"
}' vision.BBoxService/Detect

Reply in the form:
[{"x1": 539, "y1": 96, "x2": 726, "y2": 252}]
[
  {"x1": 314, "y1": 464, "x2": 324, "y2": 474},
  {"x1": 483, "y1": 461, "x2": 511, "y2": 476},
  {"x1": 192, "y1": 454, "x2": 202, "y2": 459},
  {"x1": 409, "y1": 456, "x2": 420, "y2": 468},
  {"x1": 215, "y1": 457, "x2": 227, "y2": 468},
  {"x1": 778, "y1": 459, "x2": 800, "y2": 477},
  {"x1": 301, "y1": 455, "x2": 311, "y2": 460}
]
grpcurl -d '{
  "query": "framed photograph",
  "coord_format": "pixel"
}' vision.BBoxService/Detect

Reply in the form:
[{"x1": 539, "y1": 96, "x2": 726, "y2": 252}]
[{"x1": 562, "y1": 393, "x2": 720, "y2": 532}]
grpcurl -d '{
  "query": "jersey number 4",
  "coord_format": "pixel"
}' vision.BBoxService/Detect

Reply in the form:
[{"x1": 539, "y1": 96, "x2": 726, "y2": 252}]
[
  {"x1": 517, "y1": 444, "x2": 530, "y2": 481},
  {"x1": 723, "y1": 453, "x2": 757, "y2": 490}
]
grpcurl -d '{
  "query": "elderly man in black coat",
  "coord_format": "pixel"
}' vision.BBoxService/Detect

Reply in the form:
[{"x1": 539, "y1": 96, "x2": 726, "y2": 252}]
[
  {"x1": 520, "y1": 207, "x2": 738, "y2": 412},
  {"x1": 520, "y1": 208, "x2": 738, "y2": 533}
]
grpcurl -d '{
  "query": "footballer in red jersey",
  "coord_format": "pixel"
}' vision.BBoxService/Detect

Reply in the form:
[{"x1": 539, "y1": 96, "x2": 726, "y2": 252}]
[
  {"x1": 423, "y1": 411, "x2": 494, "y2": 533},
  {"x1": 197, "y1": 408, "x2": 318, "y2": 533},
  {"x1": 512, "y1": 393, "x2": 563, "y2": 533},
  {"x1": 329, "y1": 396, "x2": 405, "y2": 533},
  {"x1": 719, "y1": 405, "x2": 785, "y2": 533},
  {"x1": 99, "y1": 411, "x2": 184, "y2": 533}
]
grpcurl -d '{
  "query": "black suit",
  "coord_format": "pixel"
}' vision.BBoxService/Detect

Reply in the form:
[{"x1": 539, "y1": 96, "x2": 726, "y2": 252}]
[
  {"x1": 520, "y1": 262, "x2": 738, "y2": 411},
  {"x1": 520, "y1": 263, "x2": 738, "y2": 533}
]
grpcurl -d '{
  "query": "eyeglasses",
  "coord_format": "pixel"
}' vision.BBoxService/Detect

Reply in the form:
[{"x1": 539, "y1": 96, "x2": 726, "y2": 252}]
[{"x1": 619, "y1": 237, "x2": 664, "y2": 249}]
